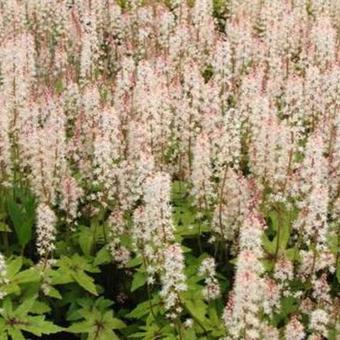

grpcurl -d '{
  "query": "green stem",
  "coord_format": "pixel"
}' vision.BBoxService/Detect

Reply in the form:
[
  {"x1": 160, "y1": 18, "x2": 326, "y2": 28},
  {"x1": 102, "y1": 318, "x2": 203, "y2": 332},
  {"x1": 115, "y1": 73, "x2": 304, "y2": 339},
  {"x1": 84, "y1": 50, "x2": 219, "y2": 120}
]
[
  {"x1": 92, "y1": 222, "x2": 98, "y2": 255},
  {"x1": 2, "y1": 233, "x2": 9, "y2": 256},
  {"x1": 274, "y1": 205, "x2": 282, "y2": 262},
  {"x1": 141, "y1": 254, "x2": 157, "y2": 320},
  {"x1": 176, "y1": 319, "x2": 183, "y2": 340},
  {"x1": 335, "y1": 223, "x2": 340, "y2": 275}
]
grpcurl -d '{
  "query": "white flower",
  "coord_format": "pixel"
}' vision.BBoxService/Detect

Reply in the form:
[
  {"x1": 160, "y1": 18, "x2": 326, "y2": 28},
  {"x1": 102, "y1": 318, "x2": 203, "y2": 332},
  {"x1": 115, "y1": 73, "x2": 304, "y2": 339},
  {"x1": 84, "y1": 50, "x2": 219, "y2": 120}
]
[
  {"x1": 184, "y1": 318, "x2": 193, "y2": 328},
  {"x1": 309, "y1": 309, "x2": 329, "y2": 337},
  {"x1": 191, "y1": 133, "x2": 213, "y2": 206},
  {"x1": 223, "y1": 213, "x2": 266, "y2": 338},
  {"x1": 285, "y1": 316, "x2": 305, "y2": 340},
  {"x1": 199, "y1": 257, "x2": 220, "y2": 301},
  {"x1": 36, "y1": 204, "x2": 57, "y2": 259},
  {"x1": 160, "y1": 244, "x2": 187, "y2": 318}
]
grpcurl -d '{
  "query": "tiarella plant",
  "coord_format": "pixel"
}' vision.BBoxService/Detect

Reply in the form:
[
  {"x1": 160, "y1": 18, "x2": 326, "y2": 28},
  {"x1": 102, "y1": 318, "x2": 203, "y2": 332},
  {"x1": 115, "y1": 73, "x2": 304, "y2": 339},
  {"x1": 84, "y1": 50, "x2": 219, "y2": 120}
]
[{"x1": 0, "y1": 0, "x2": 339, "y2": 339}]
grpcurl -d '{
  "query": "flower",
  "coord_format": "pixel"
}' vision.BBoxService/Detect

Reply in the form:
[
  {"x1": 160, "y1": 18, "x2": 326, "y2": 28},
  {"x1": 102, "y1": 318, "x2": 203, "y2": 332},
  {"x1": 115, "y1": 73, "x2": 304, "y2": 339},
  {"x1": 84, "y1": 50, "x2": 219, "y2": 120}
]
[
  {"x1": 223, "y1": 213, "x2": 266, "y2": 339},
  {"x1": 191, "y1": 133, "x2": 213, "y2": 207},
  {"x1": 184, "y1": 318, "x2": 193, "y2": 328},
  {"x1": 36, "y1": 203, "x2": 57, "y2": 259},
  {"x1": 293, "y1": 132, "x2": 330, "y2": 252},
  {"x1": 132, "y1": 171, "x2": 175, "y2": 282},
  {"x1": 59, "y1": 174, "x2": 83, "y2": 222},
  {"x1": 309, "y1": 309, "x2": 329, "y2": 338},
  {"x1": 285, "y1": 316, "x2": 305, "y2": 340},
  {"x1": 199, "y1": 257, "x2": 220, "y2": 301},
  {"x1": 160, "y1": 244, "x2": 187, "y2": 319},
  {"x1": 212, "y1": 169, "x2": 251, "y2": 243}
]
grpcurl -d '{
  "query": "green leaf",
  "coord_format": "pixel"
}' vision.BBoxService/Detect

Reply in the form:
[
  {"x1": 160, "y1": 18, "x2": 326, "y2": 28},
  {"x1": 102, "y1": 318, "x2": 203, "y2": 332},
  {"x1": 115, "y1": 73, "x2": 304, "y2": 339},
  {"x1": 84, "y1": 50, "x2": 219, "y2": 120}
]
[
  {"x1": 182, "y1": 296, "x2": 210, "y2": 327},
  {"x1": 127, "y1": 301, "x2": 150, "y2": 319},
  {"x1": 91, "y1": 329, "x2": 119, "y2": 340},
  {"x1": 328, "y1": 327, "x2": 337, "y2": 340},
  {"x1": 2, "y1": 282, "x2": 20, "y2": 295},
  {"x1": 72, "y1": 271, "x2": 98, "y2": 296},
  {"x1": 31, "y1": 301, "x2": 51, "y2": 314},
  {"x1": 67, "y1": 320, "x2": 92, "y2": 333},
  {"x1": 94, "y1": 297, "x2": 113, "y2": 310},
  {"x1": 103, "y1": 312, "x2": 126, "y2": 329},
  {"x1": 2, "y1": 297, "x2": 13, "y2": 313},
  {"x1": 94, "y1": 246, "x2": 111, "y2": 266},
  {"x1": 131, "y1": 271, "x2": 147, "y2": 292},
  {"x1": 7, "y1": 328, "x2": 25, "y2": 340},
  {"x1": 281, "y1": 296, "x2": 298, "y2": 317},
  {"x1": 45, "y1": 286, "x2": 62, "y2": 299},
  {"x1": 182, "y1": 328, "x2": 197, "y2": 340},
  {"x1": 79, "y1": 228, "x2": 93, "y2": 256},
  {"x1": 262, "y1": 234, "x2": 275, "y2": 255},
  {"x1": 21, "y1": 316, "x2": 62, "y2": 336},
  {"x1": 55, "y1": 78, "x2": 64, "y2": 94},
  {"x1": 16, "y1": 295, "x2": 37, "y2": 316},
  {"x1": 262, "y1": 259, "x2": 274, "y2": 272},
  {"x1": 268, "y1": 211, "x2": 279, "y2": 231},
  {"x1": 7, "y1": 198, "x2": 25, "y2": 243},
  {"x1": 0, "y1": 222, "x2": 11, "y2": 232},
  {"x1": 207, "y1": 304, "x2": 219, "y2": 325},
  {"x1": 6, "y1": 191, "x2": 35, "y2": 248},
  {"x1": 0, "y1": 320, "x2": 6, "y2": 340},
  {"x1": 285, "y1": 247, "x2": 299, "y2": 261},
  {"x1": 127, "y1": 296, "x2": 161, "y2": 319},
  {"x1": 278, "y1": 217, "x2": 291, "y2": 251},
  {"x1": 6, "y1": 257, "x2": 23, "y2": 279},
  {"x1": 126, "y1": 256, "x2": 143, "y2": 268},
  {"x1": 13, "y1": 268, "x2": 40, "y2": 284},
  {"x1": 51, "y1": 269, "x2": 73, "y2": 285}
]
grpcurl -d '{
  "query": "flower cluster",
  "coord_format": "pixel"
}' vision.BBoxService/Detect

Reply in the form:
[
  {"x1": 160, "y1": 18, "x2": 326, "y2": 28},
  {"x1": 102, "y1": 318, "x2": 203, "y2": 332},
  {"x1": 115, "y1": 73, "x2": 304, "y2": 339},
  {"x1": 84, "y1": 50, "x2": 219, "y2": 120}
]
[
  {"x1": 198, "y1": 257, "x2": 220, "y2": 301},
  {"x1": 0, "y1": 253, "x2": 7, "y2": 299},
  {"x1": 0, "y1": 0, "x2": 338, "y2": 338},
  {"x1": 36, "y1": 203, "x2": 57, "y2": 260},
  {"x1": 223, "y1": 213, "x2": 266, "y2": 339},
  {"x1": 160, "y1": 244, "x2": 187, "y2": 319}
]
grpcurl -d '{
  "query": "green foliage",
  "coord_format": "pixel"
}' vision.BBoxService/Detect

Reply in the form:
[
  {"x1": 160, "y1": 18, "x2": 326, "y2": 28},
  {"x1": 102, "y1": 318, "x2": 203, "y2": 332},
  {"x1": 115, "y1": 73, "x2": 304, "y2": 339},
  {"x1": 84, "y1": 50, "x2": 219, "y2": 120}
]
[
  {"x1": 0, "y1": 179, "x2": 337, "y2": 339},
  {"x1": 0, "y1": 296, "x2": 62, "y2": 339},
  {"x1": 67, "y1": 298, "x2": 125, "y2": 339},
  {"x1": 131, "y1": 270, "x2": 148, "y2": 292},
  {"x1": 6, "y1": 188, "x2": 36, "y2": 250},
  {"x1": 53, "y1": 255, "x2": 99, "y2": 295}
]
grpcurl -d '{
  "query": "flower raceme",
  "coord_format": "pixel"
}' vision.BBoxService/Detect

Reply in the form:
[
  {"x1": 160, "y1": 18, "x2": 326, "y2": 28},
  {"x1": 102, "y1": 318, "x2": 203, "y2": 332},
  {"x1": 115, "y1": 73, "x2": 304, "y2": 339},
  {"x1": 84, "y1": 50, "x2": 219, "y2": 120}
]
[
  {"x1": 0, "y1": 0, "x2": 338, "y2": 338},
  {"x1": 160, "y1": 244, "x2": 187, "y2": 320}
]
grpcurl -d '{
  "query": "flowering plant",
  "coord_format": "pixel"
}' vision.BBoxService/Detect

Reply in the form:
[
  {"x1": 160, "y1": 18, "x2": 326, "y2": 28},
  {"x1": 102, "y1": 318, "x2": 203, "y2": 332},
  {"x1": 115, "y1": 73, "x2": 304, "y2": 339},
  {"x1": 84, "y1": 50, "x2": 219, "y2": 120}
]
[{"x1": 0, "y1": 0, "x2": 339, "y2": 339}]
